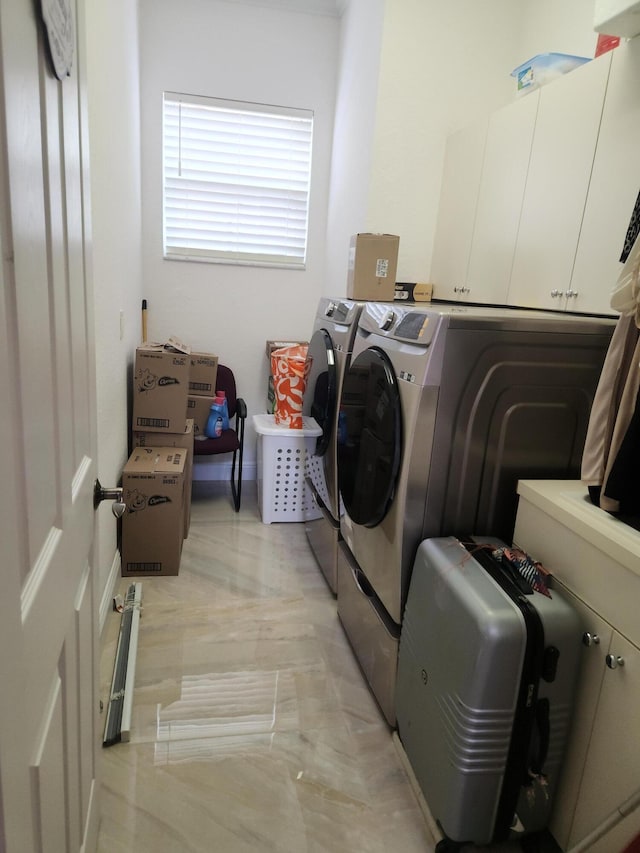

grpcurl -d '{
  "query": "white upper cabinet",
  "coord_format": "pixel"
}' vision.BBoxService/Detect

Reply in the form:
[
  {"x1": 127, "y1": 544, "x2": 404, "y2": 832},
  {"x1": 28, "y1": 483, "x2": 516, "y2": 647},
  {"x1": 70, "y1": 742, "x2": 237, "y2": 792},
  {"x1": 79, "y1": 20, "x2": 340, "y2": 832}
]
[
  {"x1": 430, "y1": 47, "x2": 640, "y2": 316},
  {"x1": 430, "y1": 117, "x2": 487, "y2": 302},
  {"x1": 570, "y1": 37, "x2": 640, "y2": 315},
  {"x1": 507, "y1": 52, "x2": 612, "y2": 312},
  {"x1": 466, "y1": 90, "x2": 539, "y2": 305}
]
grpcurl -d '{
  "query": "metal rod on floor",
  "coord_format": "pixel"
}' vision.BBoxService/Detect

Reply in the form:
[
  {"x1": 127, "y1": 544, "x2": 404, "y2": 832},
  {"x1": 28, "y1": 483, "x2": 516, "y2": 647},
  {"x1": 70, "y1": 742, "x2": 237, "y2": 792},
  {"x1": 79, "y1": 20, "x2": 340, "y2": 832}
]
[
  {"x1": 568, "y1": 787, "x2": 640, "y2": 852},
  {"x1": 103, "y1": 583, "x2": 143, "y2": 747}
]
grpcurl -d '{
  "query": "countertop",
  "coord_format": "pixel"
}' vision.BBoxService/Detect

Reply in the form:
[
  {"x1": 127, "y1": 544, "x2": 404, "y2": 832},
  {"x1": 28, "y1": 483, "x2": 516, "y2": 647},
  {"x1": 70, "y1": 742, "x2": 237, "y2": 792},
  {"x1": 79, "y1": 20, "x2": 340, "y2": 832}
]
[{"x1": 516, "y1": 479, "x2": 640, "y2": 582}]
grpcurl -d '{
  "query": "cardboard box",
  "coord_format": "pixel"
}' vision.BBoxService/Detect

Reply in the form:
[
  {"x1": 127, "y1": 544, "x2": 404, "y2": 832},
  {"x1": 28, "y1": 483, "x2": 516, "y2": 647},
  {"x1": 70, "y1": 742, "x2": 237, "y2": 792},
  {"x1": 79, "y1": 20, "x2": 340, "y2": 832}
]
[
  {"x1": 187, "y1": 395, "x2": 213, "y2": 437},
  {"x1": 189, "y1": 352, "x2": 218, "y2": 395},
  {"x1": 132, "y1": 343, "x2": 190, "y2": 433},
  {"x1": 121, "y1": 447, "x2": 187, "y2": 576},
  {"x1": 394, "y1": 282, "x2": 433, "y2": 302},
  {"x1": 132, "y1": 419, "x2": 194, "y2": 538},
  {"x1": 346, "y1": 233, "x2": 399, "y2": 301}
]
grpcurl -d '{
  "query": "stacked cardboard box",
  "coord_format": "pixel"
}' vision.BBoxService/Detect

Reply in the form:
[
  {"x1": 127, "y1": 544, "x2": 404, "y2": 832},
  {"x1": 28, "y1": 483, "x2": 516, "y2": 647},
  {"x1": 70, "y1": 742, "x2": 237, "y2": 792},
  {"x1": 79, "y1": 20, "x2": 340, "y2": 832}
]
[
  {"x1": 132, "y1": 419, "x2": 194, "y2": 538},
  {"x1": 121, "y1": 447, "x2": 188, "y2": 576},
  {"x1": 123, "y1": 339, "x2": 218, "y2": 576},
  {"x1": 187, "y1": 351, "x2": 219, "y2": 436},
  {"x1": 132, "y1": 340, "x2": 191, "y2": 433}
]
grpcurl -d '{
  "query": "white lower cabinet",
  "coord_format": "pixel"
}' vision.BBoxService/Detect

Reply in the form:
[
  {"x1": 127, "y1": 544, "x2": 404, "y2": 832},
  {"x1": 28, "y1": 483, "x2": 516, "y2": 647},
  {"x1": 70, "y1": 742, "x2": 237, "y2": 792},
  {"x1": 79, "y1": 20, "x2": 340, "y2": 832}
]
[
  {"x1": 513, "y1": 480, "x2": 640, "y2": 852},
  {"x1": 550, "y1": 587, "x2": 640, "y2": 851}
]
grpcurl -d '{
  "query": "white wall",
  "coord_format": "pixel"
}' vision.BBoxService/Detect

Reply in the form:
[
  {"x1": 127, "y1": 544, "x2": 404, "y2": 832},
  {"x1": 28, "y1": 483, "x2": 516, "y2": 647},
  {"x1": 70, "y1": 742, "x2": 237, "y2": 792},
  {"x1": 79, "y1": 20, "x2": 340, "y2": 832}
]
[
  {"x1": 85, "y1": 0, "x2": 143, "y2": 616},
  {"x1": 368, "y1": 0, "x2": 528, "y2": 282},
  {"x1": 136, "y1": 0, "x2": 604, "y2": 484},
  {"x1": 80, "y1": 0, "x2": 605, "y2": 608},
  {"x1": 138, "y1": 0, "x2": 340, "y2": 479},
  {"x1": 324, "y1": 0, "x2": 386, "y2": 292},
  {"x1": 327, "y1": 0, "x2": 603, "y2": 287},
  {"x1": 519, "y1": 0, "x2": 600, "y2": 60}
]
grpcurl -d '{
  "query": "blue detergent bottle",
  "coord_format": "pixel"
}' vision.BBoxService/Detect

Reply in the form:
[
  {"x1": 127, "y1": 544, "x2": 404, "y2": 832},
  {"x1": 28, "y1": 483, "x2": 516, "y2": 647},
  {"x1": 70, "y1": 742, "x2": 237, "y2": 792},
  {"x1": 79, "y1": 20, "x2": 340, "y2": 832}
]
[
  {"x1": 216, "y1": 389, "x2": 230, "y2": 430},
  {"x1": 205, "y1": 398, "x2": 225, "y2": 438}
]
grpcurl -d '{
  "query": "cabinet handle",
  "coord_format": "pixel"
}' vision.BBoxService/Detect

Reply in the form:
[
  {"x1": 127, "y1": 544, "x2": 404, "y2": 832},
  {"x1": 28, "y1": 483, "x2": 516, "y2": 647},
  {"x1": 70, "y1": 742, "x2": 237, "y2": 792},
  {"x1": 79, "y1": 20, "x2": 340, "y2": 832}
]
[
  {"x1": 606, "y1": 654, "x2": 625, "y2": 669},
  {"x1": 550, "y1": 289, "x2": 564, "y2": 298},
  {"x1": 453, "y1": 286, "x2": 470, "y2": 294},
  {"x1": 582, "y1": 632, "x2": 600, "y2": 647},
  {"x1": 566, "y1": 289, "x2": 579, "y2": 298}
]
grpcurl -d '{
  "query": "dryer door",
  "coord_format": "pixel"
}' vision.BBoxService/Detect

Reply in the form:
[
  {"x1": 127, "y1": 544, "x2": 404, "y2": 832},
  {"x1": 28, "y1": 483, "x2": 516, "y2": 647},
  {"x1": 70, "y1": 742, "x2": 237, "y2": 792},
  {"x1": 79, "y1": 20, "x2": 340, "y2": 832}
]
[
  {"x1": 303, "y1": 328, "x2": 337, "y2": 457},
  {"x1": 337, "y1": 346, "x2": 402, "y2": 527}
]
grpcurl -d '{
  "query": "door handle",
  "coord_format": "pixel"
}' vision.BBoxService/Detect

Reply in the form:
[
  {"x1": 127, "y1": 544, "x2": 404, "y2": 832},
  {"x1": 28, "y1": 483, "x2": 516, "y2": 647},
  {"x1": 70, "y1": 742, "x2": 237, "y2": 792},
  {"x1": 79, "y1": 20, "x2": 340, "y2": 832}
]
[{"x1": 94, "y1": 479, "x2": 126, "y2": 518}]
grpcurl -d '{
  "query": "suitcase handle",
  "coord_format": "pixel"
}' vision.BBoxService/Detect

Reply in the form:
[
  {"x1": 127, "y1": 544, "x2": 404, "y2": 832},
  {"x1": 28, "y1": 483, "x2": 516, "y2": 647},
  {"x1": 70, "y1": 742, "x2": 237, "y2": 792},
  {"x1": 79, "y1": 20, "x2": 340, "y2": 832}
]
[{"x1": 531, "y1": 697, "x2": 550, "y2": 775}]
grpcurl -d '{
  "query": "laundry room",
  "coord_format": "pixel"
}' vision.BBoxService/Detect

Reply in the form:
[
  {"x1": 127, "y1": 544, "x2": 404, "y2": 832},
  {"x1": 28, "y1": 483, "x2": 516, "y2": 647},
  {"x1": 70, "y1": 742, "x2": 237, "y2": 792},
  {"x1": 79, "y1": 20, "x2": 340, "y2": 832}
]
[
  {"x1": 99, "y1": 1, "x2": 639, "y2": 851},
  {"x1": 4, "y1": 0, "x2": 639, "y2": 850}
]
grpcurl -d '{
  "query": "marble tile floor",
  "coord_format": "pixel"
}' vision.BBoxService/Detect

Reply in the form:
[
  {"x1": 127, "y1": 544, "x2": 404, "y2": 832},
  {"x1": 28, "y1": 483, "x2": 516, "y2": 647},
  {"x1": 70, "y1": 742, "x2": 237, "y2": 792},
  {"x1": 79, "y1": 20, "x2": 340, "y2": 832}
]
[{"x1": 97, "y1": 481, "x2": 533, "y2": 853}]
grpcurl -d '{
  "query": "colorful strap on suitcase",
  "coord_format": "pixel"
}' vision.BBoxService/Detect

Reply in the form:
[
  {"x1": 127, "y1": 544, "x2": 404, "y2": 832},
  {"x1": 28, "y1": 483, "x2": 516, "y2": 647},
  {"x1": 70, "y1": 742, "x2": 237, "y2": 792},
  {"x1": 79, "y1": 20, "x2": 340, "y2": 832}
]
[{"x1": 491, "y1": 546, "x2": 553, "y2": 598}]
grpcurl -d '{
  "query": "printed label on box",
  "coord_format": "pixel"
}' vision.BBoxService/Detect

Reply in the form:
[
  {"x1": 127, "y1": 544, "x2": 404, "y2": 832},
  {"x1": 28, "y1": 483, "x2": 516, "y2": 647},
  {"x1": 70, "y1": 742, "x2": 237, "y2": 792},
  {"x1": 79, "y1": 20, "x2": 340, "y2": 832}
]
[{"x1": 375, "y1": 258, "x2": 389, "y2": 278}]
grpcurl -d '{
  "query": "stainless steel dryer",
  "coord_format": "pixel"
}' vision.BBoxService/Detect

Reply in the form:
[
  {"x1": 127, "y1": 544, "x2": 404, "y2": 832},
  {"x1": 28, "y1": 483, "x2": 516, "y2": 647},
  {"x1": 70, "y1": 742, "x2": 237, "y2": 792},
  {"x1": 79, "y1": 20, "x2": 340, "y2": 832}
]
[
  {"x1": 302, "y1": 297, "x2": 363, "y2": 593},
  {"x1": 336, "y1": 301, "x2": 614, "y2": 726}
]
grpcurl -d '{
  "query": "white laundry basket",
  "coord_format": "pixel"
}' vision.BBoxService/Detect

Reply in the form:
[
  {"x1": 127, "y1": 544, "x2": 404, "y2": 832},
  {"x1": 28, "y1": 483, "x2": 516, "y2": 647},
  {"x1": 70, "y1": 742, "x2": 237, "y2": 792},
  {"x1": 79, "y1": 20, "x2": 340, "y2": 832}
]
[{"x1": 253, "y1": 414, "x2": 322, "y2": 523}]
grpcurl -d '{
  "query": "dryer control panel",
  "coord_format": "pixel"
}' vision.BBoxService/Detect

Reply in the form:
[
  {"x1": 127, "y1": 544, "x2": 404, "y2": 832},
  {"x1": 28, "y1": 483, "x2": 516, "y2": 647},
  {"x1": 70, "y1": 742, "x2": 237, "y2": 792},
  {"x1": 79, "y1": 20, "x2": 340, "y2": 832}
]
[{"x1": 395, "y1": 311, "x2": 439, "y2": 344}]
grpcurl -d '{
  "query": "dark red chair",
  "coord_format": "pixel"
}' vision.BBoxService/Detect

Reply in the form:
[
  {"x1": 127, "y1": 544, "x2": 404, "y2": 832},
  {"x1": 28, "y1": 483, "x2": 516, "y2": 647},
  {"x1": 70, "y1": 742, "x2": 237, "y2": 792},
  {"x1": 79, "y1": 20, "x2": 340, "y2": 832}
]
[{"x1": 193, "y1": 364, "x2": 246, "y2": 511}]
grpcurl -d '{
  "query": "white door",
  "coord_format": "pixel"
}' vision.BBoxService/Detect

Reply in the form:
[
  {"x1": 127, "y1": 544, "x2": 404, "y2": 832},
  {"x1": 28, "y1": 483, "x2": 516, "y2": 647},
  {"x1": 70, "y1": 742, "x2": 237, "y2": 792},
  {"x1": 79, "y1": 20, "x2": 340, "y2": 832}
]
[{"x1": 0, "y1": 0, "x2": 99, "y2": 851}]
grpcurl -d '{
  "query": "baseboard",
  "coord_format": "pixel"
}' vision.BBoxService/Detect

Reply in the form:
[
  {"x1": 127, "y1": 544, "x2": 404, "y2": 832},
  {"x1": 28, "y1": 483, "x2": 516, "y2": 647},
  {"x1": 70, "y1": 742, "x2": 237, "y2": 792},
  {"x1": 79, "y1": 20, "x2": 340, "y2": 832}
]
[
  {"x1": 192, "y1": 459, "x2": 257, "y2": 481},
  {"x1": 99, "y1": 549, "x2": 121, "y2": 635},
  {"x1": 80, "y1": 777, "x2": 99, "y2": 853},
  {"x1": 391, "y1": 731, "x2": 442, "y2": 845}
]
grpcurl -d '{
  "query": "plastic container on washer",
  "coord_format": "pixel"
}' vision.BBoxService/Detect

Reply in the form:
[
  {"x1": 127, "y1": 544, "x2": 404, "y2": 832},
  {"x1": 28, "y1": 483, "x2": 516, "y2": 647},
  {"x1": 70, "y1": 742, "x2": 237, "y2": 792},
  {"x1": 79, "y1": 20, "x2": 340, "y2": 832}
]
[{"x1": 253, "y1": 413, "x2": 322, "y2": 523}]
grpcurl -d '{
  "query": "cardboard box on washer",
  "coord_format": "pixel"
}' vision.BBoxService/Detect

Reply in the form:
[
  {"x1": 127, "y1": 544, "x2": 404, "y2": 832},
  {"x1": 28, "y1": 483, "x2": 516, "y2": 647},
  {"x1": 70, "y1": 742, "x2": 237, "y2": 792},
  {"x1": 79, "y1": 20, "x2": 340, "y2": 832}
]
[
  {"x1": 394, "y1": 282, "x2": 433, "y2": 302},
  {"x1": 131, "y1": 419, "x2": 194, "y2": 538},
  {"x1": 346, "y1": 233, "x2": 399, "y2": 301},
  {"x1": 132, "y1": 339, "x2": 191, "y2": 433},
  {"x1": 121, "y1": 447, "x2": 187, "y2": 576}
]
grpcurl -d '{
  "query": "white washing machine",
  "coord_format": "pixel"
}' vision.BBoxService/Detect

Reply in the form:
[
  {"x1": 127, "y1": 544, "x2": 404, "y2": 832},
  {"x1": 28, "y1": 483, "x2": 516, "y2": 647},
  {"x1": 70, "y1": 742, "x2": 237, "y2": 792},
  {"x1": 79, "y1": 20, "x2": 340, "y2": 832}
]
[
  {"x1": 302, "y1": 297, "x2": 363, "y2": 593},
  {"x1": 336, "y1": 301, "x2": 615, "y2": 725}
]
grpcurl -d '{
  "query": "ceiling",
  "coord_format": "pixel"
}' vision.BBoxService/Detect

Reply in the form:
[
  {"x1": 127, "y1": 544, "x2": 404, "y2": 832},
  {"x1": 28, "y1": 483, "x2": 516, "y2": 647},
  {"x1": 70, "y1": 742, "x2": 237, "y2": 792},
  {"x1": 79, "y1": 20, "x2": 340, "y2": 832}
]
[{"x1": 223, "y1": 0, "x2": 346, "y2": 16}]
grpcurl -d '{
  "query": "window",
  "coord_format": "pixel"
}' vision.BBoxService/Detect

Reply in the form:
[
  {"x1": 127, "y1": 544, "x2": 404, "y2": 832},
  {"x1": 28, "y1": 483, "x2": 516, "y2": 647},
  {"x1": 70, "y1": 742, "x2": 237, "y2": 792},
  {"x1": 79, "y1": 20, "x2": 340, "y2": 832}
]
[{"x1": 163, "y1": 93, "x2": 314, "y2": 268}]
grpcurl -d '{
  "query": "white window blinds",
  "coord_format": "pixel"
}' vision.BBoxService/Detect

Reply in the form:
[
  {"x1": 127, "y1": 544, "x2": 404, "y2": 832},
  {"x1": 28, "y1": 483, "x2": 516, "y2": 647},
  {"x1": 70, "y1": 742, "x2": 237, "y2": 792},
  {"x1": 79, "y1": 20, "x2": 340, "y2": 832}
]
[{"x1": 163, "y1": 93, "x2": 313, "y2": 268}]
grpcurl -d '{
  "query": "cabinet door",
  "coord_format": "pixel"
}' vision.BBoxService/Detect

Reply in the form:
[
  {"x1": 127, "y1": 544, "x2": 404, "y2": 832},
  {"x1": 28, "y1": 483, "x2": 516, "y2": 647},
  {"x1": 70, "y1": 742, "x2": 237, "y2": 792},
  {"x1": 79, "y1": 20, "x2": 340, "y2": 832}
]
[
  {"x1": 548, "y1": 587, "x2": 612, "y2": 851},
  {"x1": 430, "y1": 117, "x2": 487, "y2": 302},
  {"x1": 466, "y1": 90, "x2": 539, "y2": 305},
  {"x1": 508, "y1": 54, "x2": 611, "y2": 311},
  {"x1": 570, "y1": 38, "x2": 640, "y2": 316},
  {"x1": 569, "y1": 630, "x2": 640, "y2": 849}
]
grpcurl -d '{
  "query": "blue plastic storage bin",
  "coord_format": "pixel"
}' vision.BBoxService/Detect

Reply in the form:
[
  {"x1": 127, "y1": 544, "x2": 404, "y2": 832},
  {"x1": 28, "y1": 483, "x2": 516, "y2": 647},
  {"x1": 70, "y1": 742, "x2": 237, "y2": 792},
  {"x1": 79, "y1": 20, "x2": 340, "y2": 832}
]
[{"x1": 511, "y1": 53, "x2": 590, "y2": 94}]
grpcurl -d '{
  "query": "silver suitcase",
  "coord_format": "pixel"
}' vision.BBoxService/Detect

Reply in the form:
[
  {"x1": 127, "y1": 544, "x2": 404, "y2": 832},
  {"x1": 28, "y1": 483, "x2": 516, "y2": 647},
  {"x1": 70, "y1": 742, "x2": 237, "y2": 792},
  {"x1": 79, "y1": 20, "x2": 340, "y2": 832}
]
[{"x1": 396, "y1": 536, "x2": 581, "y2": 851}]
